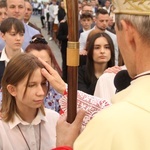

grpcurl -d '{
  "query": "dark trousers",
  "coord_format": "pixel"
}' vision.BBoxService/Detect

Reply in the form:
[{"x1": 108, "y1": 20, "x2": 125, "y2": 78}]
[{"x1": 40, "y1": 16, "x2": 45, "y2": 27}]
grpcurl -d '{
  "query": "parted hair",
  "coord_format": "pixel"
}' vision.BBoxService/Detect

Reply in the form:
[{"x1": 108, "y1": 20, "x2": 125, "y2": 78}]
[
  {"x1": 86, "y1": 32, "x2": 115, "y2": 83},
  {"x1": 80, "y1": 12, "x2": 93, "y2": 20},
  {"x1": 0, "y1": 17, "x2": 25, "y2": 34},
  {"x1": 85, "y1": 29, "x2": 102, "y2": 50},
  {"x1": 25, "y1": 34, "x2": 55, "y2": 65},
  {"x1": 1, "y1": 53, "x2": 47, "y2": 122}
]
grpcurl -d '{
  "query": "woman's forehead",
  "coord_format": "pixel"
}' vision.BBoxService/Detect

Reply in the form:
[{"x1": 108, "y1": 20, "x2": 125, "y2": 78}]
[{"x1": 18, "y1": 68, "x2": 44, "y2": 85}]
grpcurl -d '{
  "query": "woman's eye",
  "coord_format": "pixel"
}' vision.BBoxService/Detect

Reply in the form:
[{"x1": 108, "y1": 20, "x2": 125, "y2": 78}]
[
  {"x1": 10, "y1": 33, "x2": 16, "y2": 36},
  {"x1": 94, "y1": 46, "x2": 99, "y2": 49},
  {"x1": 105, "y1": 46, "x2": 110, "y2": 49},
  {"x1": 20, "y1": 33, "x2": 24, "y2": 36},
  {"x1": 28, "y1": 84, "x2": 35, "y2": 87},
  {"x1": 41, "y1": 82, "x2": 47, "y2": 86}
]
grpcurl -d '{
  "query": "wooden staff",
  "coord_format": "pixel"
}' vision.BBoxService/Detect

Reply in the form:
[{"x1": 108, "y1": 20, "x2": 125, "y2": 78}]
[{"x1": 66, "y1": 0, "x2": 79, "y2": 123}]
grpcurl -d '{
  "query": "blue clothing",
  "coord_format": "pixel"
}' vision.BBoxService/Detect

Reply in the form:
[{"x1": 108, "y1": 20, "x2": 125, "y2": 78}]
[
  {"x1": 44, "y1": 86, "x2": 62, "y2": 112},
  {"x1": 0, "y1": 38, "x2": 5, "y2": 51},
  {"x1": 23, "y1": 23, "x2": 40, "y2": 50},
  {"x1": 0, "y1": 23, "x2": 39, "y2": 50}
]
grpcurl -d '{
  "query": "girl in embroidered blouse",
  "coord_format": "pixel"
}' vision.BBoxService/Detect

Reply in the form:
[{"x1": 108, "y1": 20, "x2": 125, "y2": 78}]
[
  {"x1": 0, "y1": 53, "x2": 59, "y2": 149},
  {"x1": 25, "y1": 34, "x2": 62, "y2": 112}
]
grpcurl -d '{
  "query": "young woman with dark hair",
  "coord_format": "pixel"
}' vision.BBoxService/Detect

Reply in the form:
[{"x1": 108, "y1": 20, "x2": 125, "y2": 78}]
[{"x1": 78, "y1": 32, "x2": 115, "y2": 95}]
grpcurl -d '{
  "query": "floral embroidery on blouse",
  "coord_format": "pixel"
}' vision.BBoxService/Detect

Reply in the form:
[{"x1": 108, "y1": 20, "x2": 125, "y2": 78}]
[
  {"x1": 44, "y1": 86, "x2": 62, "y2": 112},
  {"x1": 59, "y1": 90, "x2": 111, "y2": 130}
]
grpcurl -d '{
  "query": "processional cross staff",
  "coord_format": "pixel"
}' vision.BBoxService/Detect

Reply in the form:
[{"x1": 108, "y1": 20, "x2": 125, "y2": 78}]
[{"x1": 64, "y1": 0, "x2": 79, "y2": 123}]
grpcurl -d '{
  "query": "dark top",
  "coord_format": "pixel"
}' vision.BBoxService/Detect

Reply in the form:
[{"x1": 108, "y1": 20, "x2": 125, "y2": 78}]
[
  {"x1": 78, "y1": 65, "x2": 98, "y2": 95},
  {"x1": 0, "y1": 52, "x2": 5, "y2": 87},
  {"x1": 57, "y1": 20, "x2": 68, "y2": 82},
  {"x1": 57, "y1": 20, "x2": 68, "y2": 51},
  {"x1": 58, "y1": 7, "x2": 66, "y2": 23},
  {"x1": 79, "y1": 55, "x2": 87, "y2": 67}
]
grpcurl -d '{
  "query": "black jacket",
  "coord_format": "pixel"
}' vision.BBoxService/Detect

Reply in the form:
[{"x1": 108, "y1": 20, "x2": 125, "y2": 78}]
[
  {"x1": 58, "y1": 8, "x2": 66, "y2": 23},
  {"x1": 0, "y1": 52, "x2": 5, "y2": 87},
  {"x1": 57, "y1": 20, "x2": 68, "y2": 52},
  {"x1": 78, "y1": 65, "x2": 98, "y2": 95}
]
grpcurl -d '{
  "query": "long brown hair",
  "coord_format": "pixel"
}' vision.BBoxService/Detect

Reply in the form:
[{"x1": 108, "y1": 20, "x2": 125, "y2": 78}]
[
  {"x1": 86, "y1": 32, "x2": 115, "y2": 83},
  {"x1": 1, "y1": 53, "x2": 47, "y2": 122}
]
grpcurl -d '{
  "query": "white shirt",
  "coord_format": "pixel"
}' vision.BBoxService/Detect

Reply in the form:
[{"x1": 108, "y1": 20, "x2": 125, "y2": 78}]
[
  {"x1": 49, "y1": 4, "x2": 56, "y2": 22},
  {"x1": 0, "y1": 47, "x2": 24, "y2": 66},
  {"x1": 94, "y1": 65, "x2": 127, "y2": 103},
  {"x1": 53, "y1": 5, "x2": 58, "y2": 24},
  {"x1": 44, "y1": 4, "x2": 49, "y2": 18},
  {"x1": 102, "y1": 6, "x2": 110, "y2": 13},
  {"x1": 0, "y1": 108, "x2": 59, "y2": 150},
  {"x1": 94, "y1": 72, "x2": 116, "y2": 103},
  {"x1": 0, "y1": 48, "x2": 9, "y2": 66}
]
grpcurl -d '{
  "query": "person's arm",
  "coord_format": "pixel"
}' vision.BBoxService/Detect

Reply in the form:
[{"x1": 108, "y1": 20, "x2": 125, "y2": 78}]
[
  {"x1": 39, "y1": 58, "x2": 110, "y2": 129},
  {"x1": 59, "y1": 90, "x2": 110, "y2": 129},
  {"x1": 49, "y1": 5, "x2": 55, "y2": 19},
  {"x1": 40, "y1": 57, "x2": 95, "y2": 95},
  {"x1": 104, "y1": 65, "x2": 122, "y2": 74},
  {"x1": 39, "y1": 58, "x2": 93, "y2": 95},
  {"x1": 79, "y1": 49, "x2": 87, "y2": 55},
  {"x1": 94, "y1": 72, "x2": 116, "y2": 102},
  {"x1": 39, "y1": 58, "x2": 66, "y2": 95},
  {"x1": 79, "y1": 32, "x2": 86, "y2": 51},
  {"x1": 52, "y1": 110, "x2": 85, "y2": 150}
]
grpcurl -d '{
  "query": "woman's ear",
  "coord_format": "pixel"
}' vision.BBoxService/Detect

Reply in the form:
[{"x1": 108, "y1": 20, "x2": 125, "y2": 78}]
[{"x1": 7, "y1": 84, "x2": 17, "y2": 97}]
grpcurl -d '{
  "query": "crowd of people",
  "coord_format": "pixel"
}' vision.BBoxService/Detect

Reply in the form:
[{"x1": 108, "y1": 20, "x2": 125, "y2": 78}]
[
  {"x1": 1, "y1": 0, "x2": 149, "y2": 149},
  {"x1": 31, "y1": 0, "x2": 117, "y2": 83}
]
